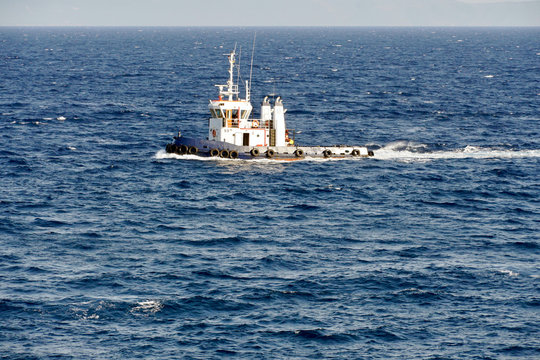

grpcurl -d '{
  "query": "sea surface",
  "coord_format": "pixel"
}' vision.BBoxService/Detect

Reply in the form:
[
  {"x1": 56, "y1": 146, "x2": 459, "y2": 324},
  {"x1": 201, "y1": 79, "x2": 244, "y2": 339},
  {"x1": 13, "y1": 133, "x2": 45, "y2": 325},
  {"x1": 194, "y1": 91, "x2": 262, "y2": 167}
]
[{"x1": 1, "y1": 27, "x2": 539, "y2": 359}]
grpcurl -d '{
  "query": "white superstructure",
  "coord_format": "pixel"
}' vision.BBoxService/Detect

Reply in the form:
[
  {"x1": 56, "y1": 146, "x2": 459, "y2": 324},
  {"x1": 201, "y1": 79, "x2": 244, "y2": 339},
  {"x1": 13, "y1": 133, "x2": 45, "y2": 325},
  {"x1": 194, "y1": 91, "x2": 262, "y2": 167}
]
[{"x1": 207, "y1": 49, "x2": 290, "y2": 148}]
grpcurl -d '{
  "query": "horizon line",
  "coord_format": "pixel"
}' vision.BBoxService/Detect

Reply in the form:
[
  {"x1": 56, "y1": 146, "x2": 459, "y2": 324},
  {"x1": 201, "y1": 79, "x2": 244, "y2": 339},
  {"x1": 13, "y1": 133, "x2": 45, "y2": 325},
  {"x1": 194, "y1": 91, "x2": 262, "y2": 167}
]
[{"x1": 1, "y1": 25, "x2": 540, "y2": 28}]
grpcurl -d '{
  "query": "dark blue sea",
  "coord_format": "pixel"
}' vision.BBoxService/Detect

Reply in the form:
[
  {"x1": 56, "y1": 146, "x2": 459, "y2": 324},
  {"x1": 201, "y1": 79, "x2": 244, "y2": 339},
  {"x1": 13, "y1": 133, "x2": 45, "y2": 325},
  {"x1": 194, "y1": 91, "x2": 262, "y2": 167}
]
[{"x1": 1, "y1": 27, "x2": 539, "y2": 359}]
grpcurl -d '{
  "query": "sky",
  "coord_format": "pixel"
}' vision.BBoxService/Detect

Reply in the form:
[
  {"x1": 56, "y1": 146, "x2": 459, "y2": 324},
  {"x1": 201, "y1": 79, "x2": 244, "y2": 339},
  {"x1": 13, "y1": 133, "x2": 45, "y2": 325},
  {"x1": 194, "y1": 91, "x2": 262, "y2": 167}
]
[{"x1": 0, "y1": 0, "x2": 539, "y2": 27}]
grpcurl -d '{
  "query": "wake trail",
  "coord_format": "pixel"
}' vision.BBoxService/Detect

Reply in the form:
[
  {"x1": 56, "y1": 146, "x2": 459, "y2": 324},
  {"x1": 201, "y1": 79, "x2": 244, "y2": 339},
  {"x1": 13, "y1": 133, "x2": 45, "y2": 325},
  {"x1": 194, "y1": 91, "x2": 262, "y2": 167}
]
[
  {"x1": 154, "y1": 143, "x2": 540, "y2": 163},
  {"x1": 373, "y1": 141, "x2": 540, "y2": 161}
]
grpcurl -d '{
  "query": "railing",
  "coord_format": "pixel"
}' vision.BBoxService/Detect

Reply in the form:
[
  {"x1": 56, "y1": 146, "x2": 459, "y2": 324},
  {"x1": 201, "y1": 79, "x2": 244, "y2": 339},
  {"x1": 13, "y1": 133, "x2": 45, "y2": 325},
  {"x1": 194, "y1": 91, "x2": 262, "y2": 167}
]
[
  {"x1": 224, "y1": 119, "x2": 273, "y2": 129},
  {"x1": 227, "y1": 119, "x2": 239, "y2": 128}
]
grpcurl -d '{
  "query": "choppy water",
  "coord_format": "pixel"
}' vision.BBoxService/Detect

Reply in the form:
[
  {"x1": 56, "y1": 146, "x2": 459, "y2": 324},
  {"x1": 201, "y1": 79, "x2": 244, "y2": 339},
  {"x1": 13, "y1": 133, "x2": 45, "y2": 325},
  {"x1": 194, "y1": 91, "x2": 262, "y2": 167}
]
[{"x1": 1, "y1": 27, "x2": 539, "y2": 359}]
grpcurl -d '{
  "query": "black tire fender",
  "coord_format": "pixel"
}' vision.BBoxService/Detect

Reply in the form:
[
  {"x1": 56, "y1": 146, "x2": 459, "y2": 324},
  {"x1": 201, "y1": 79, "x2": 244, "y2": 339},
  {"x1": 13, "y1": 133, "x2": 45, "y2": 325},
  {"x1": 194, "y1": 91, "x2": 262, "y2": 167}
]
[{"x1": 174, "y1": 145, "x2": 183, "y2": 155}]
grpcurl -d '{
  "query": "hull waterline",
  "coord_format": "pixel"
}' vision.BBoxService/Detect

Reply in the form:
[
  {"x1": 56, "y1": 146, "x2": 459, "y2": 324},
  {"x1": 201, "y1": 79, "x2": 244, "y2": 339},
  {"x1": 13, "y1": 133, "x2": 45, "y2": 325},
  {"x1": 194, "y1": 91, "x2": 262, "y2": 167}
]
[{"x1": 165, "y1": 137, "x2": 374, "y2": 160}]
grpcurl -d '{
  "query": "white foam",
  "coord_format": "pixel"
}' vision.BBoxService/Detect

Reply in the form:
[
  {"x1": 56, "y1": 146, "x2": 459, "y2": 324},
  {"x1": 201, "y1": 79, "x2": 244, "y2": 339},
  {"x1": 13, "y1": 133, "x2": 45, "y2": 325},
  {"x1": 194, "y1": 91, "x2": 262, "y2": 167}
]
[
  {"x1": 57, "y1": 116, "x2": 66, "y2": 121},
  {"x1": 483, "y1": 75, "x2": 494, "y2": 78},
  {"x1": 499, "y1": 269, "x2": 519, "y2": 277},
  {"x1": 155, "y1": 150, "x2": 234, "y2": 161},
  {"x1": 373, "y1": 142, "x2": 540, "y2": 162},
  {"x1": 131, "y1": 300, "x2": 163, "y2": 314}
]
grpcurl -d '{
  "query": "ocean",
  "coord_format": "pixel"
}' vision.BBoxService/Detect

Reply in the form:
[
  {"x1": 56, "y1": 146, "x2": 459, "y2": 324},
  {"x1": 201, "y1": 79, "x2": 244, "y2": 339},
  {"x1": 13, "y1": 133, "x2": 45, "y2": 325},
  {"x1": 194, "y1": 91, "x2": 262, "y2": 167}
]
[{"x1": 1, "y1": 27, "x2": 539, "y2": 359}]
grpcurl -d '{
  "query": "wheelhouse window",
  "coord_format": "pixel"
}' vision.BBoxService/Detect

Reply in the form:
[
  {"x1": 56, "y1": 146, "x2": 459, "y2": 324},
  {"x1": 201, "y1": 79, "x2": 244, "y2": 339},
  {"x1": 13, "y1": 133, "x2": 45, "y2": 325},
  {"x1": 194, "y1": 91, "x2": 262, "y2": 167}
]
[{"x1": 210, "y1": 109, "x2": 224, "y2": 119}]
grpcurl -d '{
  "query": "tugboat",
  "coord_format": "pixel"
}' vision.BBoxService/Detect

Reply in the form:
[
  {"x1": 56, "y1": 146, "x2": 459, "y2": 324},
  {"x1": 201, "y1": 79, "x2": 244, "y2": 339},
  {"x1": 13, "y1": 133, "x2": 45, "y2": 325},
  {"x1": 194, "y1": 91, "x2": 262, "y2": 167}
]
[{"x1": 165, "y1": 47, "x2": 374, "y2": 160}]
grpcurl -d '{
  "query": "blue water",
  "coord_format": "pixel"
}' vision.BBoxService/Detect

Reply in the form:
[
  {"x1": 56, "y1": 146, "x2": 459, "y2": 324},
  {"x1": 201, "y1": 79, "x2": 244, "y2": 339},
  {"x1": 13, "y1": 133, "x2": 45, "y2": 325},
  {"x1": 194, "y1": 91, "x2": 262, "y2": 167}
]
[{"x1": 1, "y1": 27, "x2": 539, "y2": 359}]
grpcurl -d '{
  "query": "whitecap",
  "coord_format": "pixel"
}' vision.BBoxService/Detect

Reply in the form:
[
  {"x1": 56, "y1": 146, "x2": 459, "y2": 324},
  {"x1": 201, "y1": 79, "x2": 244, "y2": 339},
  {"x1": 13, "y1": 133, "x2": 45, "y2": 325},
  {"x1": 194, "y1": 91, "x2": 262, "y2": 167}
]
[
  {"x1": 483, "y1": 75, "x2": 494, "y2": 78},
  {"x1": 131, "y1": 300, "x2": 163, "y2": 314},
  {"x1": 499, "y1": 270, "x2": 519, "y2": 277},
  {"x1": 57, "y1": 116, "x2": 66, "y2": 121},
  {"x1": 462, "y1": 145, "x2": 480, "y2": 153}
]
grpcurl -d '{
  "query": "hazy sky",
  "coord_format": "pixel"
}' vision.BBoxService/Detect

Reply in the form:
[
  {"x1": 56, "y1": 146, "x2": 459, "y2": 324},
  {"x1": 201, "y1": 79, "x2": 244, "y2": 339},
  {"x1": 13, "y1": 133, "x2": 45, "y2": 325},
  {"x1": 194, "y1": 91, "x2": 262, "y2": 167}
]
[{"x1": 1, "y1": 0, "x2": 539, "y2": 27}]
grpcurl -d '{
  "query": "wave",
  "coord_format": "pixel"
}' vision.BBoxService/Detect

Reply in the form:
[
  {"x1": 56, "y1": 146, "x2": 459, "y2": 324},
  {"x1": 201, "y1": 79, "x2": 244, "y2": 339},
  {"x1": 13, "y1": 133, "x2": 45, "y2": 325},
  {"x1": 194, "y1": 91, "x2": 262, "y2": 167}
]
[{"x1": 130, "y1": 300, "x2": 164, "y2": 315}]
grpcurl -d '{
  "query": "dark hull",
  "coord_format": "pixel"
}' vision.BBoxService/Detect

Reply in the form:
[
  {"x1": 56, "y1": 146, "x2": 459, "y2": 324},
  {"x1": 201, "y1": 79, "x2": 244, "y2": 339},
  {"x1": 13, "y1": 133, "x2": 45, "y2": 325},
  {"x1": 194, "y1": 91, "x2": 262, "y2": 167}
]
[{"x1": 165, "y1": 137, "x2": 374, "y2": 160}]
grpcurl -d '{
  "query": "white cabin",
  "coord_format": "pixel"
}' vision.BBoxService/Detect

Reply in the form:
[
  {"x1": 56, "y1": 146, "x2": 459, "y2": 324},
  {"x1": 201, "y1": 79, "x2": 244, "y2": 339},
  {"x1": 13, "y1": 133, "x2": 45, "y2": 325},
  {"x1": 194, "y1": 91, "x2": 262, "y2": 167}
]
[{"x1": 207, "y1": 50, "x2": 291, "y2": 147}]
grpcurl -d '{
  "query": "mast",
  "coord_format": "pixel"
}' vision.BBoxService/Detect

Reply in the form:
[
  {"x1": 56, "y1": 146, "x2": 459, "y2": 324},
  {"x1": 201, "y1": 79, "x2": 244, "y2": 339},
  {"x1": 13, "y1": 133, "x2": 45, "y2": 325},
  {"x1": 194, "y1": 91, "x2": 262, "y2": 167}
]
[
  {"x1": 216, "y1": 45, "x2": 240, "y2": 101},
  {"x1": 236, "y1": 46, "x2": 241, "y2": 94},
  {"x1": 226, "y1": 46, "x2": 235, "y2": 101}
]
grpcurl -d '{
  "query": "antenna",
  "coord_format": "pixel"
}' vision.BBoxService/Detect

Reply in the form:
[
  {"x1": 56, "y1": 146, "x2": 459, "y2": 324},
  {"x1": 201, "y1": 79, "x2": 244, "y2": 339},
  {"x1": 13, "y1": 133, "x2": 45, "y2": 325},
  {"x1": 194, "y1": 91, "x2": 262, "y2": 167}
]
[
  {"x1": 248, "y1": 32, "x2": 256, "y2": 102},
  {"x1": 237, "y1": 46, "x2": 241, "y2": 91}
]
